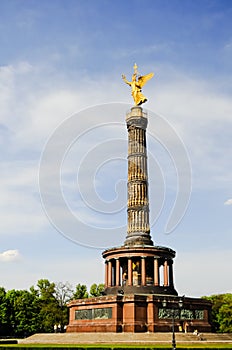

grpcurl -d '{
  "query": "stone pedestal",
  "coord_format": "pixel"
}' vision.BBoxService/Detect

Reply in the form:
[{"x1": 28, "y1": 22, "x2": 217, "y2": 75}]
[{"x1": 67, "y1": 295, "x2": 212, "y2": 333}]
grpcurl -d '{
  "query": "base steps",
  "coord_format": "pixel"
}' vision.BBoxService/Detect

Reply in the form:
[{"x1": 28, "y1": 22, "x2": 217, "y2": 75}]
[{"x1": 19, "y1": 332, "x2": 232, "y2": 344}]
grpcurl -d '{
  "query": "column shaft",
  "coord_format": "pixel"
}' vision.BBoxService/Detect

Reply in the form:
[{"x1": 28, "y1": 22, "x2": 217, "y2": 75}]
[
  {"x1": 108, "y1": 260, "x2": 112, "y2": 287},
  {"x1": 163, "y1": 260, "x2": 168, "y2": 286},
  {"x1": 169, "y1": 260, "x2": 174, "y2": 287},
  {"x1": 141, "y1": 257, "x2": 146, "y2": 286},
  {"x1": 116, "y1": 259, "x2": 121, "y2": 286},
  {"x1": 154, "y1": 258, "x2": 159, "y2": 286},
  {"x1": 128, "y1": 258, "x2": 132, "y2": 286},
  {"x1": 105, "y1": 261, "x2": 108, "y2": 287}
]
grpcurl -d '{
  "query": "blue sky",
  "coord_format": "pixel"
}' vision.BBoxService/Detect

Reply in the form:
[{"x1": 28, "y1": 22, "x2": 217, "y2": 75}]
[{"x1": 0, "y1": 0, "x2": 231, "y2": 297}]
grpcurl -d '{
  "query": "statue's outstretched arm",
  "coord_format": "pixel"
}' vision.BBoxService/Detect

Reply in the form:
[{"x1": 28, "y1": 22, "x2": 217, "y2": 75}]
[{"x1": 122, "y1": 74, "x2": 131, "y2": 86}]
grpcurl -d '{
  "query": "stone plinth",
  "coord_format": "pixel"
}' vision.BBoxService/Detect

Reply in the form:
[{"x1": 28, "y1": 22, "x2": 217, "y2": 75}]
[{"x1": 67, "y1": 294, "x2": 212, "y2": 333}]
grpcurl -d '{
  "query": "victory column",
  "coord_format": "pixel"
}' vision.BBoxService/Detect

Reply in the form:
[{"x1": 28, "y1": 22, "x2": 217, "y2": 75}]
[{"x1": 67, "y1": 65, "x2": 212, "y2": 333}]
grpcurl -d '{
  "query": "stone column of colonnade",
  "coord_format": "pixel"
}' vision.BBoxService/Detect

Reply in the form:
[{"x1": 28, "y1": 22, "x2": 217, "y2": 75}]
[
  {"x1": 104, "y1": 257, "x2": 174, "y2": 288},
  {"x1": 124, "y1": 106, "x2": 154, "y2": 246}
]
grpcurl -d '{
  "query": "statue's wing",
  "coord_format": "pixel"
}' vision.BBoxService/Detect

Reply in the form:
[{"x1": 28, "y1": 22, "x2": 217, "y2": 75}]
[{"x1": 138, "y1": 72, "x2": 154, "y2": 87}]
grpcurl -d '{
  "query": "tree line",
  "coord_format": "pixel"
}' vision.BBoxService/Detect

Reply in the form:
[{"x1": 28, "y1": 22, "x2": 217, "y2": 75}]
[
  {"x1": 0, "y1": 279, "x2": 104, "y2": 337},
  {"x1": 203, "y1": 293, "x2": 232, "y2": 333},
  {"x1": 0, "y1": 279, "x2": 231, "y2": 337}
]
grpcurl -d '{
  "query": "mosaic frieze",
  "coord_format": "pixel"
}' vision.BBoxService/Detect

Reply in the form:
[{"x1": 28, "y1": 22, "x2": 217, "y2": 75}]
[
  {"x1": 75, "y1": 307, "x2": 112, "y2": 320},
  {"x1": 158, "y1": 308, "x2": 204, "y2": 320}
]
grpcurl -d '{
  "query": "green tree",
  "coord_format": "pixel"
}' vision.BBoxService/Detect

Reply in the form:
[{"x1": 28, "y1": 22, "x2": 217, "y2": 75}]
[
  {"x1": 0, "y1": 287, "x2": 10, "y2": 336},
  {"x1": 203, "y1": 294, "x2": 224, "y2": 332},
  {"x1": 5, "y1": 289, "x2": 40, "y2": 337},
  {"x1": 37, "y1": 279, "x2": 56, "y2": 301},
  {"x1": 203, "y1": 293, "x2": 232, "y2": 333},
  {"x1": 217, "y1": 294, "x2": 232, "y2": 333},
  {"x1": 36, "y1": 279, "x2": 59, "y2": 333},
  {"x1": 89, "y1": 283, "x2": 105, "y2": 297},
  {"x1": 73, "y1": 284, "x2": 89, "y2": 299}
]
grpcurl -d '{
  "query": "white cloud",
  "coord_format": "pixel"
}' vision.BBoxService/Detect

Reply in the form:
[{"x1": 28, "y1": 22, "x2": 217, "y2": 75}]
[
  {"x1": 0, "y1": 252, "x2": 103, "y2": 291},
  {"x1": 0, "y1": 250, "x2": 21, "y2": 262},
  {"x1": 149, "y1": 74, "x2": 232, "y2": 190},
  {"x1": 224, "y1": 198, "x2": 232, "y2": 205},
  {"x1": 0, "y1": 161, "x2": 47, "y2": 235},
  {"x1": 0, "y1": 62, "x2": 124, "y2": 153},
  {"x1": 152, "y1": 74, "x2": 232, "y2": 130},
  {"x1": 224, "y1": 41, "x2": 232, "y2": 50}
]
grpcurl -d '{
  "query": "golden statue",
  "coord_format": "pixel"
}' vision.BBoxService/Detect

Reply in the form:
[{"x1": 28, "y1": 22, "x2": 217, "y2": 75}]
[{"x1": 122, "y1": 63, "x2": 154, "y2": 106}]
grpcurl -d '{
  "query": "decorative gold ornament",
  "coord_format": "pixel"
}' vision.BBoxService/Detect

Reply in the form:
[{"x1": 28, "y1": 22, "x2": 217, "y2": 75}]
[{"x1": 122, "y1": 64, "x2": 154, "y2": 106}]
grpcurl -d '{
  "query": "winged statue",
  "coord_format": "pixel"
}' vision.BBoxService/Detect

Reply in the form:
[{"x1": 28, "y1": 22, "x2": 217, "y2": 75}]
[{"x1": 122, "y1": 64, "x2": 154, "y2": 106}]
